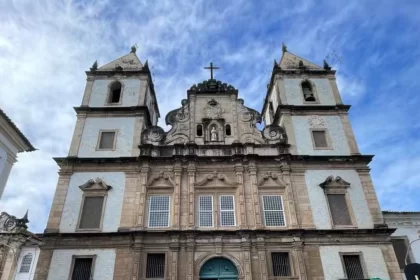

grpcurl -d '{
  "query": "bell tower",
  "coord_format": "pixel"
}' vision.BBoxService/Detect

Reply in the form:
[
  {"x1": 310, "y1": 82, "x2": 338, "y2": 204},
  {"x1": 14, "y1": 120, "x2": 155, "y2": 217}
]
[{"x1": 67, "y1": 46, "x2": 160, "y2": 158}]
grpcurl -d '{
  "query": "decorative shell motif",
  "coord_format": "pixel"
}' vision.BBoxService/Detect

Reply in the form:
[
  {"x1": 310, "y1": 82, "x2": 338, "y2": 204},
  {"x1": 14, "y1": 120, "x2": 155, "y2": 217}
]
[
  {"x1": 142, "y1": 126, "x2": 165, "y2": 144},
  {"x1": 308, "y1": 116, "x2": 325, "y2": 128},
  {"x1": 262, "y1": 125, "x2": 287, "y2": 143}
]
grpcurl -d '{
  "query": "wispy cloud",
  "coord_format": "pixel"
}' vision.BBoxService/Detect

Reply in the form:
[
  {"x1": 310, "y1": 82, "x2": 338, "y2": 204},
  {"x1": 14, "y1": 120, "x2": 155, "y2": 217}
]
[{"x1": 0, "y1": 0, "x2": 419, "y2": 232}]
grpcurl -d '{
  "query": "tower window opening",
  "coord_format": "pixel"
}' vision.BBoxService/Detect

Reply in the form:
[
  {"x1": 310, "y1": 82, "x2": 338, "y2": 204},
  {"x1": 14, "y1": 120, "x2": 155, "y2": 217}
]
[
  {"x1": 197, "y1": 124, "x2": 203, "y2": 137},
  {"x1": 225, "y1": 124, "x2": 231, "y2": 136},
  {"x1": 302, "y1": 80, "x2": 316, "y2": 102},
  {"x1": 109, "y1": 81, "x2": 122, "y2": 103}
]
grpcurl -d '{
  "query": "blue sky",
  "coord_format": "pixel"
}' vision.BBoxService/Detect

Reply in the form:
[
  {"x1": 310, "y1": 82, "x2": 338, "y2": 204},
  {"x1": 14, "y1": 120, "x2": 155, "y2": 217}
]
[{"x1": 0, "y1": 0, "x2": 419, "y2": 232}]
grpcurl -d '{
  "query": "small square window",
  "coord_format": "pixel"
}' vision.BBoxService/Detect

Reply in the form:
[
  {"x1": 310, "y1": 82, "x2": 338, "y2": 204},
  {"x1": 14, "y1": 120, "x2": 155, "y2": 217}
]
[
  {"x1": 98, "y1": 131, "x2": 116, "y2": 150},
  {"x1": 71, "y1": 257, "x2": 93, "y2": 280},
  {"x1": 312, "y1": 130, "x2": 328, "y2": 148},
  {"x1": 342, "y1": 254, "x2": 365, "y2": 279},
  {"x1": 271, "y1": 252, "x2": 291, "y2": 276},
  {"x1": 146, "y1": 254, "x2": 165, "y2": 278}
]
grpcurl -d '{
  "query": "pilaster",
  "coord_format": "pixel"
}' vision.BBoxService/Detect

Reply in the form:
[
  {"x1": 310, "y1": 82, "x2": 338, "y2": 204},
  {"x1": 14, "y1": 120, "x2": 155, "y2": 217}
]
[
  {"x1": 255, "y1": 235, "x2": 268, "y2": 280},
  {"x1": 136, "y1": 162, "x2": 150, "y2": 228},
  {"x1": 235, "y1": 162, "x2": 247, "y2": 228},
  {"x1": 292, "y1": 240, "x2": 307, "y2": 280},
  {"x1": 290, "y1": 167, "x2": 314, "y2": 229},
  {"x1": 186, "y1": 234, "x2": 195, "y2": 280},
  {"x1": 169, "y1": 234, "x2": 180, "y2": 280},
  {"x1": 240, "y1": 233, "x2": 252, "y2": 280},
  {"x1": 120, "y1": 170, "x2": 140, "y2": 228},
  {"x1": 280, "y1": 163, "x2": 299, "y2": 229},
  {"x1": 339, "y1": 112, "x2": 360, "y2": 155},
  {"x1": 173, "y1": 162, "x2": 182, "y2": 230},
  {"x1": 357, "y1": 167, "x2": 384, "y2": 225},
  {"x1": 187, "y1": 162, "x2": 196, "y2": 229},
  {"x1": 248, "y1": 161, "x2": 262, "y2": 228},
  {"x1": 81, "y1": 77, "x2": 95, "y2": 106},
  {"x1": 68, "y1": 114, "x2": 87, "y2": 156}
]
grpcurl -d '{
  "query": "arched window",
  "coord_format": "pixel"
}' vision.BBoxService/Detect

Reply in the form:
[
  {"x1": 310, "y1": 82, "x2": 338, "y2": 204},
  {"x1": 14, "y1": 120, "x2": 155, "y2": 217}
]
[
  {"x1": 109, "y1": 81, "x2": 122, "y2": 103},
  {"x1": 197, "y1": 124, "x2": 203, "y2": 137},
  {"x1": 19, "y1": 253, "x2": 33, "y2": 273},
  {"x1": 302, "y1": 80, "x2": 316, "y2": 102},
  {"x1": 225, "y1": 124, "x2": 231, "y2": 136}
]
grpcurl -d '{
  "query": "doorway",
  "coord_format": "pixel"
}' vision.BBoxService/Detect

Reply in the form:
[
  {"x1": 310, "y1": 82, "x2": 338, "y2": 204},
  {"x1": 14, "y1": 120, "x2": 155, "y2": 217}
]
[{"x1": 199, "y1": 257, "x2": 238, "y2": 280}]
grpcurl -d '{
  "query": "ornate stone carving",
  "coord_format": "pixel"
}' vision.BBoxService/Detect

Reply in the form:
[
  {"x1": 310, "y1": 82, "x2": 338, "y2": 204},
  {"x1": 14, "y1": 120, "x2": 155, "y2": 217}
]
[
  {"x1": 203, "y1": 99, "x2": 224, "y2": 119},
  {"x1": 257, "y1": 172, "x2": 287, "y2": 187},
  {"x1": 188, "y1": 79, "x2": 237, "y2": 94},
  {"x1": 319, "y1": 176, "x2": 350, "y2": 189},
  {"x1": 262, "y1": 125, "x2": 288, "y2": 144},
  {"x1": 142, "y1": 126, "x2": 166, "y2": 144},
  {"x1": 0, "y1": 211, "x2": 29, "y2": 232},
  {"x1": 236, "y1": 99, "x2": 265, "y2": 144},
  {"x1": 164, "y1": 100, "x2": 190, "y2": 145},
  {"x1": 308, "y1": 115, "x2": 325, "y2": 128},
  {"x1": 79, "y1": 178, "x2": 112, "y2": 191},
  {"x1": 147, "y1": 171, "x2": 176, "y2": 188},
  {"x1": 194, "y1": 171, "x2": 237, "y2": 187}
]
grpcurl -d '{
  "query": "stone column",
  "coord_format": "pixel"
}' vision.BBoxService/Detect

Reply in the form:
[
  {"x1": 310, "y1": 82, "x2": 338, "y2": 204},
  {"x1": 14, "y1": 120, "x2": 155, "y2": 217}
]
[
  {"x1": 255, "y1": 235, "x2": 268, "y2": 280},
  {"x1": 186, "y1": 234, "x2": 195, "y2": 280},
  {"x1": 131, "y1": 235, "x2": 143, "y2": 280},
  {"x1": 120, "y1": 170, "x2": 140, "y2": 228},
  {"x1": 169, "y1": 234, "x2": 180, "y2": 280},
  {"x1": 292, "y1": 240, "x2": 307, "y2": 280},
  {"x1": 81, "y1": 77, "x2": 95, "y2": 106},
  {"x1": 68, "y1": 113, "x2": 87, "y2": 156},
  {"x1": 280, "y1": 162, "x2": 299, "y2": 228},
  {"x1": 339, "y1": 112, "x2": 360, "y2": 155},
  {"x1": 235, "y1": 162, "x2": 247, "y2": 228},
  {"x1": 136, "y1": 163, "x2": 150, "y2": 228},
  {"x1": 248, "y1": 161, "x2": 262, "y2": 228},
  {"x1": 187, "y1": 162, "x2": 196, "y2": 229},
  {"x1": 173, "y1": 162, "x2": 182, "y2": 230}
]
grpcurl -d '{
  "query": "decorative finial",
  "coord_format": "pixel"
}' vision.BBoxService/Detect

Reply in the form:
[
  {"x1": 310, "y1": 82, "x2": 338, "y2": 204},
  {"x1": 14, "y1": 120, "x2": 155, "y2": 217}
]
[
  {"x1": 282, "y1": 42, "x2": 287, "y2": 53},
  {"x1": 22, "y1": 210, "x2": 29, "y2": 223},
  {"x1": 90, "y1": 60, "x2": 98, "y2": 71},
  {"x1": 131, "y1": 45, "x2": 137, "y2": 53},
  {"x1": 323, "y1": 59, "x2": 332, "y2": 70},
  {"x1": 274, "y1": 59, "x2": 278, "y2": 67}
]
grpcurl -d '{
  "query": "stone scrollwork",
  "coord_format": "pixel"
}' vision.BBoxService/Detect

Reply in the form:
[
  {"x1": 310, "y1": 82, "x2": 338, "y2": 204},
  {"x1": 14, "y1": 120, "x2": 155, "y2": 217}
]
[
  {"x1": 319, "y1": 176, "x2": 350, "y2": 190},
  {"x1": 142, "y1": 126, "x2": 166, "y2": 144},
  {"x1": 146, "y1": 171, "x2": 177, "y2": 188},
  {"x1": 0, "y1": 211, "x2": 29, "y2": 232},
  {"x1": 256, "y1": 172, "x2": 287, "y2": 187},
  {"x1": 79, "y1": 178, "x2": 112, "y2": 191},
  {"x1": 194, "y1": 171, "x2": 238, "y2": 187},
  {"x1": 203, "y1": 99, "x2": 224, "y2": 119},
  {"x1": 262, "y1": 125, "x2": 288, "y2": 144}
]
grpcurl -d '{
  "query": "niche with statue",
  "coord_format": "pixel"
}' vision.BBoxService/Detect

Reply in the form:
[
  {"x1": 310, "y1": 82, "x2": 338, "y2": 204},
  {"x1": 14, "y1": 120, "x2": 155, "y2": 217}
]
[{"x1": 203, "y1": 119, "x2": 225, "y2": 143}]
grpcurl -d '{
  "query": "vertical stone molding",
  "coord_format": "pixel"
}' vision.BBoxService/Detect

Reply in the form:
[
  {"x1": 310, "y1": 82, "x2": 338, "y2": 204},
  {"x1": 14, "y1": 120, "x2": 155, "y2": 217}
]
[
  {"x1": 357, "y1": 168, "x2": 384, "y2": 225},
  {"x1": 173, "y1": 162, "x2": 182, "y2": 230},
  {"x1": 339, "y1": 113, "x2": 360, "y2": 155},
  {"x1": 290, "y1": 167, "x2": 314, "y2": 228},
  {"x1": 281, "y1": 163, "x2": 299, "y2": 228},
  {"x1": 120, "y1": 171, "x2": 139, "y2": 228},
  {"x1": 187, "y1": 162, "x2": 196, "y2": 229},
  {"x1": 235, "y1": 162, "x2": 247, "y2": 228},
  {"x1": 248, "y1": 161, "x2": 262, "y2": 228},
  {"x1": 45, "y1": 172, "x2": 71, "y2": 232},
  {"x1": 33, "y1": 249, "x2": 53, "y2": 280},
  {"x1": 136, "y1": 163, "x2": 150, "y2": 228}
]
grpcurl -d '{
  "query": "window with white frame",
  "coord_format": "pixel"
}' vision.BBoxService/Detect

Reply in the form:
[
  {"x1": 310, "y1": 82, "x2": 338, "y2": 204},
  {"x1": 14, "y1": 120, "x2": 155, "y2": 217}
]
[
  {"x1": 199, "y1": 196, "x2": 213, "y2": 227},
  {"x1": 220, "y1": 195, "x2": 235, "y2": 226},
  {"x1": 262, "y1": 195, "x2": 285, "y2": 227},
  {"x1": 148, "y1": 196, "x2": 170, "y2": 228},
  {"x1": 19, "y1": 253, "x2": 33, "y2": 273}
]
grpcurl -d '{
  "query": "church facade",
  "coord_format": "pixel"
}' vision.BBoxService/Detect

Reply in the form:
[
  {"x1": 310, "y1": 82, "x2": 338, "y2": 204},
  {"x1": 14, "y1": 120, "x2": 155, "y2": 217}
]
[{"x1": 34, "y1": 45, "x2": 401, "y2": 280}]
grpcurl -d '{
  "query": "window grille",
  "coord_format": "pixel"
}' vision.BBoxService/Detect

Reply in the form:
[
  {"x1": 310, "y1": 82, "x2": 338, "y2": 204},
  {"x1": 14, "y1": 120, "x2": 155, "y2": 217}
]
[
  {"x1": 220, "y1": 195, "x2": 235, "y2": 226},
  {"x1": 19, "y1": 253, "x2": 33, "y2": 273},
  {"x1": 271, "y1": 252, "x2": 291, "y2": 276},
  {"x1": 392, "y1": 239, "x2": 411, "y2": 269},
  {"x1": 146, "y1": 254, "x2": 165, "y2": 278},
  {"x1": 327, "y1": 194, "x2": 352, "y2": 226},
  {"x1": 312, "y1": 130, "x2": 328, "y2": 148},
  {"x1": 342, "y1": 255, "x2": 364, "y2": 279},
  {"x1": 199, "y1": 196, "x2": 213, "y2": 227},
  {"x1": 148, "y1": 196, "x2": 170, "y2": 227},
  {"x1": 71, "y1": 258, "x2": 93, "y2": 280},
  {"x1": 262, "y1": 195, "x2": 285, "y2": 226},
  {"x1": 79, "y1": 196, "x2": 104, "y2": 229},
  {"x1": 98, "y1": 131, "x2": 115, "y2": 150}
]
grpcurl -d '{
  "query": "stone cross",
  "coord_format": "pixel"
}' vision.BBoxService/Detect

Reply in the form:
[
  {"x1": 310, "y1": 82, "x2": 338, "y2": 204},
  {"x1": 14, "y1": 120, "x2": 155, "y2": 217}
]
[{"x1": 204, "y1": 62, "x2": 220, "y2": 80}]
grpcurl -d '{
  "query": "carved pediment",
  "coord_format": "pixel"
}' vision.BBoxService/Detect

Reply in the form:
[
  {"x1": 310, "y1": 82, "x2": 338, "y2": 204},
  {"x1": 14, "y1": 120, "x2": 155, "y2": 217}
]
[
  {"x1": 194, "y1": 171, "x2": 238, "y2": 187},
  {"x1": 257, "y1": 172, "x2": 287, "y2": 188},
  {"x1": 147, "y1": 171, "x2": 176, "y2": 188},
  {"x1": 319, "y1": 176, "x2": 350, "y2": 189},
  {"x1": 79, "y1": 178, "x2": 112, "y2": 191}
]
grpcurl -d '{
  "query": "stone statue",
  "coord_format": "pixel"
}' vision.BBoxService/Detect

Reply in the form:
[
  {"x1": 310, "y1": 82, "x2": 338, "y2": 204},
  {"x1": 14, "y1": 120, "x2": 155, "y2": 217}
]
[{"x1": 210, "y1": 126, "x2": 218, "y2": 141}]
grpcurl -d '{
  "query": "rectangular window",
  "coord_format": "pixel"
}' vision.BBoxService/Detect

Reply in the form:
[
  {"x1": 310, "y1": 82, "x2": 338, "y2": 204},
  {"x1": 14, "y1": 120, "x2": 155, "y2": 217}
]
[
  {"x1": 220, "y1": 195, "x2": 235, "y2": 226},
  {"x1": 262, "y1": 195, "x2": 285, "y2": 227},
  {"x1": 78, "y1": 196, "x2": 104, "y2": 229},
  {"x1": 199, "y1": 196, "x2": 213, "y2": 227},
  {"x1": 392, "y1": 238, "x2": 411, "y2": 269},
  {"x1": 146, "y1": 254, "x2": 165, "y2": 278},
  {"x1": 148, "y1": 196, "x2": 170, "y2": 228},
  {"x1": 342, "y1": 255, "x2": 365, "y2": 279},
  {"x1": 271, "y1": 252, "x2": 291, "y2": 276},
  {"x1": 71, "y1": 258, "x2": 93, "y2": 280},
  {"x1": 312, "y1": 130, "x2": 328, "y2": 148},
  {"x1": 98, "y1": 131, "x2": 116, "y2": 150},
  {"x1": 327, "y1": 194, "x2": 352, "y2": 226}
]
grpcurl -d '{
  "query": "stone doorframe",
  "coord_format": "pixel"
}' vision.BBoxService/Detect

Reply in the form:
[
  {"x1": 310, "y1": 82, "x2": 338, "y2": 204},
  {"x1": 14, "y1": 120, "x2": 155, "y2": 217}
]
[{"x1": 195, "y1": 253, "x2": 245, "y2": 279}]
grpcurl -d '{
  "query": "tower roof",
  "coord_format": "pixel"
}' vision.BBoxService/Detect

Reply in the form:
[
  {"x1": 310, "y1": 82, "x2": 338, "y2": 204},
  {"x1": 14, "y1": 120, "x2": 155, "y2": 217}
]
[
  {"x1": 98, "y1": 46, "x2": 143, "y2": 71},
  {"x1": 279, "y1": 43, "x2": 322, "y2": 70}
]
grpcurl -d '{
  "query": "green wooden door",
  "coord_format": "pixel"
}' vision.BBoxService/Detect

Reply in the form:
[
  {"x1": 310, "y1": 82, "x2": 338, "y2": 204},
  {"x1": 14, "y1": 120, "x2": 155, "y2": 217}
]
[{"x1": 199, "y1": 258, "x2": 238, "y2": 280}]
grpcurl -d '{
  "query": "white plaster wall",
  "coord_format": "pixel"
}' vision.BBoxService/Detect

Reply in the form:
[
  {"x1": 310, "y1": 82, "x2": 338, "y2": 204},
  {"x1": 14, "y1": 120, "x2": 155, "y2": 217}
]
[
  {"x1": 283, "y1": 78, "x2": 335, "y2": 105},
  {"x1": 47, "y1": 249, "x2": 115, "y2": 280},
  {"x1": 0, "y1": 146, "x2": 8, "y2": 199},
  {"x1": 392, "y1": 227, "x2": 420, "y2": 263},
  {"x1": 59, "y1": 172, "x2": 125, "y2": 233},
  {"x1": 78, "y1": 117, "x2": 135, "y2": 158},
  {"x1": 292, "y1": 115, "x2": 350, "y2": 155},
  {"x1": 269, "y1": 87, "x2": 279, "y2": 109},
  {"x1": 14, "y1": 247, "x2": 40, "y2": 280},
  {"x1": 88, "y1": 78, "x2": 141, "y2": 107},
  {"x1": 305, "y1": 170, "x2": 373, "y2": 229},
  {"x1": 320, "y1": 246, "x2": 390, "y2": 280}
]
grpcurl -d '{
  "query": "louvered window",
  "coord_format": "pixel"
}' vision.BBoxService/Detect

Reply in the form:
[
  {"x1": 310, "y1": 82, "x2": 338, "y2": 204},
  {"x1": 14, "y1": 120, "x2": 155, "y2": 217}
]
[
  {"x1": 146, "y1": 254, "x2": 165, "y2": 278},
  {"x1": 71, "y1": 258, "x2": 93, "y2": 280},
  {"x1": 312, "y1": 130, "x2": 328, "y2": 148},
  {"x1": 148, "y1": 196, "x2": 170, "y2": 228},
  {"x1": 342, "y1": 255, "x2": 365, "y2": 279},
  {"x1": 19, "y1": 253, "x2": 33, "y2": 273},
  {"x1": 199, "y1": 196, "x2": 213, "y2": 227},
  {"x1": 392, "y1": 238, "x2": 411, "y2": 269},
  {"x1": 79, "y1": 196, "x2": 104, "y2": 229},
  {"x1": 220, "y1": 195, "x2": 235, "y2": 226},
  {"x1": 272, "y1": 252, "x2": 291, "y2": 276},
  {"x1": 327, "y1": 194, "x2": 352, "y2": 226},
  {"x1": 262, "y1": 195, "x2": 285, "y2": 227},
  {"x1": 98, "y1": 131, "x2": 116, "y2": 150}
]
